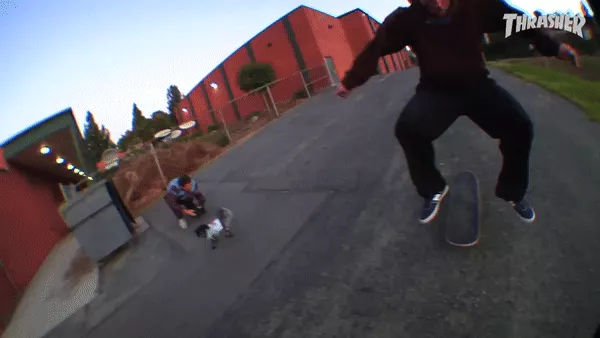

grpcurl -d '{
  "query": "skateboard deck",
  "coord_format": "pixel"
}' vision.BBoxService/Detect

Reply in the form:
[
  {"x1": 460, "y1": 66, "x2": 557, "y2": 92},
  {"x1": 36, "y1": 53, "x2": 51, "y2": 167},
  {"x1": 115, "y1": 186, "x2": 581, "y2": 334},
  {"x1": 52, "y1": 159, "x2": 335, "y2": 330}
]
[{"x1": 444, "y1": 170, "x2": 481, "y2": 247}]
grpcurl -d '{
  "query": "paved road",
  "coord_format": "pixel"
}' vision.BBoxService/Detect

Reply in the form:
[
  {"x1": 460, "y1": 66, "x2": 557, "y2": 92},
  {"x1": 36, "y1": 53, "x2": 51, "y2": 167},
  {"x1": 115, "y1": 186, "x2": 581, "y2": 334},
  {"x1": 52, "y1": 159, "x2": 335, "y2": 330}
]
[{"x1": 45, "y1": 68, "x2": 600, "y2": 338}]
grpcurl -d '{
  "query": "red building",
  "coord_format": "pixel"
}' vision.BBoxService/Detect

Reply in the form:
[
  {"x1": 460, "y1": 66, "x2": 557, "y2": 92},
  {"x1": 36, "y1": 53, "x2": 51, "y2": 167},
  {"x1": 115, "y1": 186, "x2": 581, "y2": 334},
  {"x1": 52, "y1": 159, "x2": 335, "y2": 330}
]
[
  {"x1": 177, "y1": 6, "x2": 413, "y2": 131},
  {"x1": 0, "y1": 109, "x2": 92, "y2": 333}
]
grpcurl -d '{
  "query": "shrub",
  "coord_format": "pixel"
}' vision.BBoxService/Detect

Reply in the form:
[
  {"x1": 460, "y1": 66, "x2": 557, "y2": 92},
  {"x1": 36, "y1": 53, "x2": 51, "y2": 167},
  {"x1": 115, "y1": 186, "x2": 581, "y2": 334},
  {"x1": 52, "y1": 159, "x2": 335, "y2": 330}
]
[
  {"x1": 207, "y1": 124, "x2": 220, "y2": 132},
  {"x1": 244, "y1": 111, "x2": 262, "y2": 121},
  {"x1": 215, "y1": 132, "x2": 230, "y2": 147},
  {"x1": 190, "y1": 130, "x2": 204, "y2": 138},
  {"x1": 292, "y1": 89, "x2": 309, "y2": 100}
]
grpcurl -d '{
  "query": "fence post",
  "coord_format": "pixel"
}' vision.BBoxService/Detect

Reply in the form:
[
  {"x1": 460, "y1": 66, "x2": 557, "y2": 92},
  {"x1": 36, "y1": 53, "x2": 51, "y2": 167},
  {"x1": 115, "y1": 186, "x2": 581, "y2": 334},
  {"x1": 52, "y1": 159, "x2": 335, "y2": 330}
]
[
  {"x1": 261, "y1": 92, "x2": 273, "y2": 118},
  {"x1": 324, "y1": 60, "x2": 336, "y2": 87},
  {"x1": 300, "y1": 70, "x2": 311, "y2": 98},
  {"x1": 149, "y1": 142, "x2": 167, "y2": 188},
  {"x1": 265, "y1": 85, "x2": 279, "y2": 117},
  {"x1": 216, "y1": 109, "x2": 233, "y2": 142}
]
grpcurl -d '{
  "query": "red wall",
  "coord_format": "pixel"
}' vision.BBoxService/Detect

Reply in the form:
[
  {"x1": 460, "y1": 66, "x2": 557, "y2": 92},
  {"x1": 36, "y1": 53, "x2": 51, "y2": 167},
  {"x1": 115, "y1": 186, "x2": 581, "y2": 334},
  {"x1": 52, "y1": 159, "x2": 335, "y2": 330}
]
[
  {"x1": 223, "y1": 48, "x2": 265, "y2": 119},
  {"x1": 286, "y1": 10, "x2": 326, "y2": 94},
  {"x1": 303, "y1": 8, "x2": 354, "y2": 90},
  {"x1": 203, "y1": 69, "x2": 238, "y2": 125},
  {"x1": 339, "y1": 12, "x2": 373, "y2": 57},
  {"x1": 339, "y1": 12, "x2": 390, "y2": 75},
  {"x1": 250, "y1": 21, "x2": 301, "y2": 103},
  {"x1": 0, "y1": 164, "x2": 68, "y2": 325},
  {"x1": 181, "y1": 6, "x2": 415, "y2": 129},
  {"x1": 0, "y1": 270, "x2": 17, "y2": 333},
  {"x1": 186, "y1": 84, "x2": 213, "y2": 130}
]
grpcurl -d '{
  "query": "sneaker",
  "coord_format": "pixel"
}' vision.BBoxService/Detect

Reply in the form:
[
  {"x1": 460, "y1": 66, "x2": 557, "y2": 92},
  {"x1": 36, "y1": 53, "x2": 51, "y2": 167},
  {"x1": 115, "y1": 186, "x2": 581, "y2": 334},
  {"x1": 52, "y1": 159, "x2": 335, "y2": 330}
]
[
  {"x1": 510, "y1": 199, "x2": 536, "y2": 222},
  {"x1": 419, "y1": 185, "x2": 449, "y2": 224},
  {"x1": 224, "y1": 229, "x2": 234, "y2": 238},
  {"x1": 179, "y1": 219, "x2": 188, "y2": 229}
]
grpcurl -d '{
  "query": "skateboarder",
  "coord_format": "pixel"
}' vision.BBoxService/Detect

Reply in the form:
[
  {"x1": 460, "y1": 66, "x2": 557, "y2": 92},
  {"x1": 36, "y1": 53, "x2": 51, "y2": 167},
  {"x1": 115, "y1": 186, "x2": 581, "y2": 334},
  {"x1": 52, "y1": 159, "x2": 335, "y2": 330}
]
[
  {"x1": 165, "y1": 175, "x2": 207, "y2": 229},
  {"x1": 336, "y1": 0, "x2": 581, "y2": 224}
]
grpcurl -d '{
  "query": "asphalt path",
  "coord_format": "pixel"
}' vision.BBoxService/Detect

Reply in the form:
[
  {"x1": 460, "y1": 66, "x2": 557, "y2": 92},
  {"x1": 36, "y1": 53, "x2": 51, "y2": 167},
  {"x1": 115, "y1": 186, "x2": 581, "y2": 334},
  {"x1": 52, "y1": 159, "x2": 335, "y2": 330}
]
[{"x1": 45, "y1": 68, "x2": 600, "y2": 338}]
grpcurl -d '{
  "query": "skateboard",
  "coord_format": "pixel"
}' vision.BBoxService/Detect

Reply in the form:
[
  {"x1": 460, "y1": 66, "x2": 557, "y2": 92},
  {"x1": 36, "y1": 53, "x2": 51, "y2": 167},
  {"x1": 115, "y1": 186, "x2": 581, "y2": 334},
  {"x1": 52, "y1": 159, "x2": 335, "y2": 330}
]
[{"x1": 444, "y1": 170, "x2": 481, "y2": 247}]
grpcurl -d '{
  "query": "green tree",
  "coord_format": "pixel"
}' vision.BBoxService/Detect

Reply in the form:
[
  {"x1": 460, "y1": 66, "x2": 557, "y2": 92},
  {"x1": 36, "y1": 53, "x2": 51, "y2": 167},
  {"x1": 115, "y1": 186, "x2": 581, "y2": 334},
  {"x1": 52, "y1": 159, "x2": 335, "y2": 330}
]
[
  {"x1": 132, "y1": 103, "x2": 147, "y2": 130},
  {"x1": 117, "y1": 130, "x2": 136, "y2": 151},
  {"x1": 237, "y1": 62, "x2": 277, "y2": 116},
  {"x1": 150, "y1": 110, "x2": 176, "y2": 131},
  {"x1": 130, "y1": 103, "x2": 155, "y2": 142},
  {"x1": 83, "y1": 111, "x2": 115, "y2": 162},
  {"x1": 237, "y1": 63, "x2": 276, "y2": 93},
  {"x1": 167, "y1": 85, "x2": 183, "y2": 124}
]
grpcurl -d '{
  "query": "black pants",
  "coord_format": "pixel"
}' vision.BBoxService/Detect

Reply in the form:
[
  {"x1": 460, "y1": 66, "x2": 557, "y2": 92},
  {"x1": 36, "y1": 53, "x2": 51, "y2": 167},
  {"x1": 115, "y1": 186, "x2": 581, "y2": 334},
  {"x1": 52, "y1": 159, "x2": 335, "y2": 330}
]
[{"x1": 395, "y1": 78, "x2": 533, "y2": 202}]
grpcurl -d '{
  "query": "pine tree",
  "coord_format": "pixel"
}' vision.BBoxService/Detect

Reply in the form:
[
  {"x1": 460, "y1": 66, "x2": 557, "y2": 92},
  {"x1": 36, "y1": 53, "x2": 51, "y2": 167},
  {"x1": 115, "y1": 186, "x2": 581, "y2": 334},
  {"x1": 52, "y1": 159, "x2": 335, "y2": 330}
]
[
  {"x1": 132, "y1": 103, "x2": 147, "y2": 130},
  {"x1": 83, "y1": 111, "x2": 115, "y2": 163},
  {"x1": 167, "y1": 85, "x2": 183, "y2": 124}
]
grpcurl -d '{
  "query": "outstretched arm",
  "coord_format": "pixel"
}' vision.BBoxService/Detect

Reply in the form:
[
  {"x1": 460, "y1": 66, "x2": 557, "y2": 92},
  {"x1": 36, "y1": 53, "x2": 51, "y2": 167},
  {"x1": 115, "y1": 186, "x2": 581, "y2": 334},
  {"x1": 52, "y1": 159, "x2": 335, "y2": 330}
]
[{"x1": 341, "y1": 7, "x2": 411, "y2": 91}]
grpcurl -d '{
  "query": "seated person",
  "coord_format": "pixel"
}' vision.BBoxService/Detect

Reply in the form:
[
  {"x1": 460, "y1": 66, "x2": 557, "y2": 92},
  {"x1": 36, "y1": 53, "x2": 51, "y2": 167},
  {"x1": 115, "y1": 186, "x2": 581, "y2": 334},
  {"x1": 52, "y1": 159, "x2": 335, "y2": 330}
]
[{"x1": 165, "y1": 175, "x2": 206, "y2": 229}]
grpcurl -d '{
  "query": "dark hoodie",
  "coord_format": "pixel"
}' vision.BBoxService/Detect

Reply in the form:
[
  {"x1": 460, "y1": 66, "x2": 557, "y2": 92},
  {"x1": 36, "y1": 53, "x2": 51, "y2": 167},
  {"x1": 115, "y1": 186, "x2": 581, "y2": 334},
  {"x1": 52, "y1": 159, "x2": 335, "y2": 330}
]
[{"x1": 341, "y1": 0, "x2": 562, "y2": 89}]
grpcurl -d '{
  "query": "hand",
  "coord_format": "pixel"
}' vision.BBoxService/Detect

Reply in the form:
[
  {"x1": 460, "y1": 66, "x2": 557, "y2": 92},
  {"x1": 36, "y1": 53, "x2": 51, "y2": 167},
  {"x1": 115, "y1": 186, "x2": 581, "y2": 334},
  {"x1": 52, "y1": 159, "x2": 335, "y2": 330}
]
[
  {"x1": 558, "y1": 43, "x2": 581, "y2": 68},
  {"x1": 336, "y1": 84, "x2": 350, "y2": 98},
  {"x1": 183, "y1": 209, "x2": 196, "y2": 217}
]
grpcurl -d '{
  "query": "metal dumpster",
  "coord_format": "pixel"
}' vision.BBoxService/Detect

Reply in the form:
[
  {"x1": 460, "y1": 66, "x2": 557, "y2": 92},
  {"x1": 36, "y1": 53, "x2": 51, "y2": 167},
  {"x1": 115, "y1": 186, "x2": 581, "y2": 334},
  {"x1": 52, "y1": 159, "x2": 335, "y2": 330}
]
[{"x1": 60, "y1": 179, "x2": 135, "y2": 262}]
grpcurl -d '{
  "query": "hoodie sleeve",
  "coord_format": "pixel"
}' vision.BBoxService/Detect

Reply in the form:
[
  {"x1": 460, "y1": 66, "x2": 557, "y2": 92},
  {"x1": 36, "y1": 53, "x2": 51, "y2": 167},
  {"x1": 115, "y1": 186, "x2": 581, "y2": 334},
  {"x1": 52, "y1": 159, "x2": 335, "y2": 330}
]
[
  {"x1": 341, "y1": 7, "x2": 411, "y2": 90},
  {"x1": 482, "y1": 0, "x2": 561, "y2": 57}
]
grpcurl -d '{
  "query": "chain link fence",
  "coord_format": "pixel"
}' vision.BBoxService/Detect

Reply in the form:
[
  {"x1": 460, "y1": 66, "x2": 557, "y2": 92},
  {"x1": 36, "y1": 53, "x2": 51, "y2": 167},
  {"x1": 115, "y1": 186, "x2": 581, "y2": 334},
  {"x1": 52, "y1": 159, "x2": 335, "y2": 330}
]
[{"x1": 209, "y1": 63, "x2": 333, "y2": 144}]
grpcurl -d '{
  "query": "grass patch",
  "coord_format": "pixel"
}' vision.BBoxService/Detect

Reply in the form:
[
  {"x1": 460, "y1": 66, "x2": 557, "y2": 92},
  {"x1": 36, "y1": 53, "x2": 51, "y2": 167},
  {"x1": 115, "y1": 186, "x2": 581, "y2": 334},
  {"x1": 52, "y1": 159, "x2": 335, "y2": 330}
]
[{"x1": 490, "y1": 56, "x2": 600, "y2": 122}]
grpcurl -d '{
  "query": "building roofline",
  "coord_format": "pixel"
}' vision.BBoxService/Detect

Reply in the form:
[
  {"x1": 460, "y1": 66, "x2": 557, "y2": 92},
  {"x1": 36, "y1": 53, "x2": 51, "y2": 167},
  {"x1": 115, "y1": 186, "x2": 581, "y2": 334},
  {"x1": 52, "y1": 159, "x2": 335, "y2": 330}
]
[
  {"x1": 184, "y1": 5, "x2": 378, "y2": 98},
  {"x1": 184, "y1": 5, "x2": 308, "y2": 97},
  {"x1": 0, "y1": 107, "x2": 92, "y2": 174},
  {"x1": 336, "y1": 8, "x2": 383, "y2": 23},
  {"x1": 1, "y1": 108, "x2": 77, "y2": 147}
]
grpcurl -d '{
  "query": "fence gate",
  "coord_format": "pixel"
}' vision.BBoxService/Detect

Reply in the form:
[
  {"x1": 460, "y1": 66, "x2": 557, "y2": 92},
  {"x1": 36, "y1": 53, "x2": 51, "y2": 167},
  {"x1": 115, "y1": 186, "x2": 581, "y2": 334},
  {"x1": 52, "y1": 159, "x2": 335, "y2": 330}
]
[{"x1": 324, "y1": 57, "x2": 340, "y2": 85}]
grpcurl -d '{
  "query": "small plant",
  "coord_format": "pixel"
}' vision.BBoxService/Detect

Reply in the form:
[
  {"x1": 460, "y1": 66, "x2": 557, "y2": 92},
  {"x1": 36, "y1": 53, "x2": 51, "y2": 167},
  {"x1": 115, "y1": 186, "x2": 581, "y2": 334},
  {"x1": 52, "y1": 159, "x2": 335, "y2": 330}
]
[
  {"x1": 207, "y1": 124, "x2": 220, "y2": 132},
  {"x1": 292, "y1": 89, "x2": 309, "y2": 100},
  {"x1": 190, "y1": 130, "x2": 204, "y2": 138},
  {"x1": 244, "y1": 111, "x2": 262, "y2": 121},
  {"x1": 215, "y1": 132, "x2": 230, "y2": 147}
]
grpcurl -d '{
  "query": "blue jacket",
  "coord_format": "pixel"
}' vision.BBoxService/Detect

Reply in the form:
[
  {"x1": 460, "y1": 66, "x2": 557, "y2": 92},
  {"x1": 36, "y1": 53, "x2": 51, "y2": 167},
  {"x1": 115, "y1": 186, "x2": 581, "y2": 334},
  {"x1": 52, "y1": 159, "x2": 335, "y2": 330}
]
[{"x1": 165, "y1": 178, "x2": 205, "y2": 218}]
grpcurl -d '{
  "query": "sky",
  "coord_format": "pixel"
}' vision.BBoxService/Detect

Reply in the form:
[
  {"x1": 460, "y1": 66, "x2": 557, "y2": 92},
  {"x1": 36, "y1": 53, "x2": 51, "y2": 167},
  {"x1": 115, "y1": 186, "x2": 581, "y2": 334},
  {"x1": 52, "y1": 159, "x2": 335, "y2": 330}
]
[{"x1": 0, "y1": 0, "x2": 594, "y2": 143}]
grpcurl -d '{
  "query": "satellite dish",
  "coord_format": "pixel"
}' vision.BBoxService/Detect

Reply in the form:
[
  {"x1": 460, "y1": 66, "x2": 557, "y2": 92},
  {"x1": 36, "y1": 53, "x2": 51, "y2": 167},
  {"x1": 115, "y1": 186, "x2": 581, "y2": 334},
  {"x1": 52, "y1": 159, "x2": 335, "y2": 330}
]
[
  {"x1": 170, "y1": 130, "x2": 183, "y2": 139},
  {"x1": 101, "y1": 148, "x2": 119, "y2": 161},
  {"x1": 100, "y1": 148, "x2": 121, "y2": 170},
  {"x1": 154, "y1": 129, "x2": 172, "y2": 139},
  {"x1": 179, "y1": 121, "x2": 196, "y2": 130}
]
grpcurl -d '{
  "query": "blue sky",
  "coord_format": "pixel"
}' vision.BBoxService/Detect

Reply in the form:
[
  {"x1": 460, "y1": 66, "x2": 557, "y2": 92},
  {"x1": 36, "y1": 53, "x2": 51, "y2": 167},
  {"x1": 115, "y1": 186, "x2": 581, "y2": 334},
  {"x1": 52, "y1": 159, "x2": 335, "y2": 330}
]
[{"x1": 0, "y1": 0, "x2": 593, "y2": 143}]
